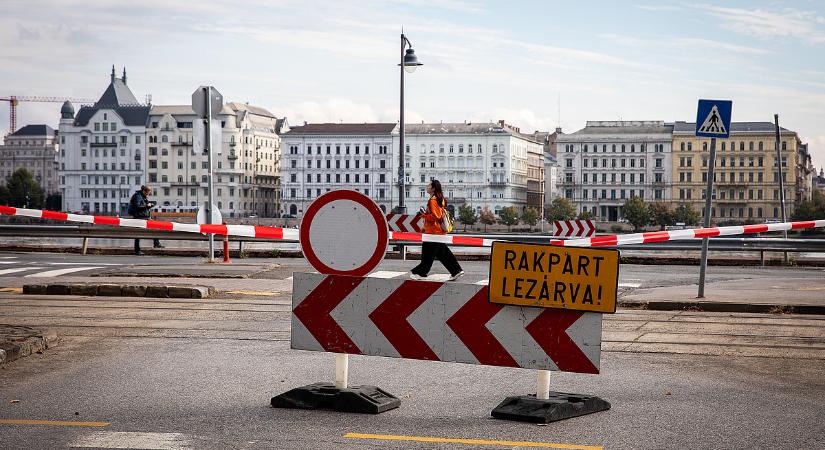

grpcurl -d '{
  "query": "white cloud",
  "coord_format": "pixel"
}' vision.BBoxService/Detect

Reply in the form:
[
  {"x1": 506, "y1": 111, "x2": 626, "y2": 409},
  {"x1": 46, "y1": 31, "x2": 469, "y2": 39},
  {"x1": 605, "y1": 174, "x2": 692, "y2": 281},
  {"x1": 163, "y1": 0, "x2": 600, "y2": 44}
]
[
  {"x1": 283, "y1": 98, "x2": 381, "y2": 125},
  {"x1": 697, "y1": 4, "x2": 825, "y2": 44}
]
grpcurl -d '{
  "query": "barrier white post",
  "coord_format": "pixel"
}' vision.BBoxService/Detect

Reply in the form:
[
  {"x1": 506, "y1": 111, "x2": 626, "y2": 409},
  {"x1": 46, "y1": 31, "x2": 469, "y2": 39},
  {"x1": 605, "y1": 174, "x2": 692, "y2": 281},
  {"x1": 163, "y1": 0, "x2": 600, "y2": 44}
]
[
  {"x1": 334, "y1": 353, "x2": 348, "y2": 389},
  {"x1": 537, "y1": 370, "x2": 551, "y2": 400}
]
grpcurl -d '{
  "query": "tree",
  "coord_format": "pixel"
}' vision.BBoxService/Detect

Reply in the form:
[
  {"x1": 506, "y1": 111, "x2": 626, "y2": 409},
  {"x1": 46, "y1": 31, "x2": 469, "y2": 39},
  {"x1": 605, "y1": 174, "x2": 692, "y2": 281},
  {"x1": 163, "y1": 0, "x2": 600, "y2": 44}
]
[
  {"x1": 479, "y1": 207, "x2": 496, "y2": 232},
  {"x1": 0, "y1": 186, "x2": 9, "y2": 206},
  {"x1": 6, "y1": 168, "x2": 44, "y2": 208},
  {"x1": 521, "y1": 207, "x2": 540, "y2": 228},
  {"x1": 577, "y1": 209, "x2": 593, "y2": 220},
  {"x1": 673, "y1": 203, "x2": 701, "y2": 226},
  {"x1": 457, "y1": 204, "x2": 477, "y2": 231},
  {"x1": 45, "y1": 193, "x2": 62, "y2": 211},
  {"x1": 648, "y1": 203, "x2": 674, "y2": 230},
  {"x1": 622, "y1": 196, "x2": 650, "y2": 232},
  {"x1": 545, "y1": 197, "x2": 576, "y2": 222},
  {"x1": 498, "y1": 206, "x2": 520, "y2": 231},
  {"x1": 792, "y1": 200, "x2": 820, "y2": 221}
]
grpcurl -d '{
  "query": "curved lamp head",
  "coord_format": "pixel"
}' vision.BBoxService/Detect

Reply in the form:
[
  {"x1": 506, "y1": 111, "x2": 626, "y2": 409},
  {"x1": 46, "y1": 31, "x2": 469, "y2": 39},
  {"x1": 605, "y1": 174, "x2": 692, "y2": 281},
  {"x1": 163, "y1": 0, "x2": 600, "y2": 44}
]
[{"x1": 403, "y1": 48, "x2": 423, "y2": 73}]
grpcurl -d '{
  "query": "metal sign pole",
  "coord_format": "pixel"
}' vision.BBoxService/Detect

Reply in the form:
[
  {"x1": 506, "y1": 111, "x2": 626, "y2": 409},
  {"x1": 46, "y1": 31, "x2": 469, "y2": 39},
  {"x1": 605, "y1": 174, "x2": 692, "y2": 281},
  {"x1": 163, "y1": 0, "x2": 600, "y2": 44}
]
[
  {"x1": 205, "y1": 87, "x2": 215, "y2": 262},
  {"x1": 774, "y1": 114, "x2": 788, "y2": 264},
  {"x1": 698, "y1": 137, "x2": 716, "y2": 298}
]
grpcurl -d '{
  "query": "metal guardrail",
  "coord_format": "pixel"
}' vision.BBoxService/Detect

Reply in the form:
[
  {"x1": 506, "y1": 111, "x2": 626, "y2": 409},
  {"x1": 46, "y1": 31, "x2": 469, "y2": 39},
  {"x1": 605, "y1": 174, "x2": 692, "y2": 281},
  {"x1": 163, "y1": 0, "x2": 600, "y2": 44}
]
[{"x1": 0, "y1": 225, "x2": 823, "y2": 254}]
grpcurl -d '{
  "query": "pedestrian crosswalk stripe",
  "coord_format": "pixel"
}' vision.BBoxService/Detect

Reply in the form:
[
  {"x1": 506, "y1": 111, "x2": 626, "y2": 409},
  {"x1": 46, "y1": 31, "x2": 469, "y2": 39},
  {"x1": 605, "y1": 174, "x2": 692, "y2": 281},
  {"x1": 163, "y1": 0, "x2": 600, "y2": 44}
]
[
  {"x1": 618, "y1": 283, "x2": 641, "y2": 288},
  {"x1": 70, "y1": 431, "x2": 190, "y2": 449},
  {"x1": 368, "y1": 270, "x2": 407, "y2": 279},
  {"x1": 0, "y1": 261, "x2": 17, "y2": 264},
  {"x1": 0, "y1": 267, "x2": 44, "y2": 275},
  {"x1": 24, "y1": 267, "x2": 104, "y2": 277}
]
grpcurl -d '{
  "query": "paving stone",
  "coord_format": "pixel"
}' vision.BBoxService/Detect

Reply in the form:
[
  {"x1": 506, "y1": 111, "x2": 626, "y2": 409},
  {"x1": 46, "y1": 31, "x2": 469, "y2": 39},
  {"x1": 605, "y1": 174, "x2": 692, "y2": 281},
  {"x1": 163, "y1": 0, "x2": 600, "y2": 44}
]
[
  {"x1": 22, "y1": 284, "x2": 47, "y2": 295},
  {"x1": 145, "y1": 285, "x2": 169, "y2": 298},
  {"x1": 121, "y1": 285, "x2": 148, "y2": 297},
  {"x1": 45, "y1": 284, "x2": 71, "y2": 295},
  {"x1": 96, "y1": 284, "x2": 123, "y2": 297},
  {"x1": 70, "y1": 284, "x2": 99, "y2": 296},
  {"x1": 167, "y1": 286, "x2": 198, "y2": 298}
]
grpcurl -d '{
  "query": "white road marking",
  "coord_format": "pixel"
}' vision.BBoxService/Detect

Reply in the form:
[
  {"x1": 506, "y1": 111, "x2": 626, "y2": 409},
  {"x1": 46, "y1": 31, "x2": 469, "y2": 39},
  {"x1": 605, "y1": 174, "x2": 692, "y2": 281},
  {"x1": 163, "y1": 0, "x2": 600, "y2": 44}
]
[
  {"x1": 475, "y1": 279, "x2": 489, "y2": 285},
  {"x1": 45, "y1": 262, "x2": 121, "y2": 266},
  {"x1": 25, "y1": 266, "x2": 104, "y2": 277},
  {"x1": 619, "y1": 282, "x2": 642, "y2": 288},
  {"x1": 285, "y1": 276, "x2": 293, "y2": 281},
  {"x1": 0, "y1": 261, "x2": 17, "y2": 264},
  {"x1": 70, "y1": 431, "x2": 191, "y2": 449},
  {"x1": 0, "y1": 267, "x2": 44, "y2": 275},
  {"x1": 368, "y1": 270, "x2": 407, "y2": 279},
  {"x1": 0, "y1": 256, "x2": 18, "y2": 259}
]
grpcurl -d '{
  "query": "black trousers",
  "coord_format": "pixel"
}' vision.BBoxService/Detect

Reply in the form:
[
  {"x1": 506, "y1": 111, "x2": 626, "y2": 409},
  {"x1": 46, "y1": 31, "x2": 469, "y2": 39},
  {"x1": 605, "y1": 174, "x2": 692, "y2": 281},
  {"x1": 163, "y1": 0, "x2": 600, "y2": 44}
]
[
  {"x1": 134, "y1": 238, "x2": 161, "y2": 253},
  {"x1": 411, "y1": 242, "x2": 462, "y2": 277}
]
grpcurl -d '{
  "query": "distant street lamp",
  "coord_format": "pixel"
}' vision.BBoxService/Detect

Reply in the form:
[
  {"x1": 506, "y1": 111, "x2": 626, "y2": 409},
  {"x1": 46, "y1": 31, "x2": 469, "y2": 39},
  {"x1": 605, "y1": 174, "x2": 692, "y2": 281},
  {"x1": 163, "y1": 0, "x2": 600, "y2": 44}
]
[{"x1": 397, "y1": 32, "x2": 423, "y2": 215}]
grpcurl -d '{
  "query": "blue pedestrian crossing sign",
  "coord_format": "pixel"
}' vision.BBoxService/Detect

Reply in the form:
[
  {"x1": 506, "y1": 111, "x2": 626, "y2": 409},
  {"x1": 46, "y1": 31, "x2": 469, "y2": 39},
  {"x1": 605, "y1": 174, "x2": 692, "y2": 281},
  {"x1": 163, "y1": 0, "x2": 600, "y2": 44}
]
[{"x1": 695, "y1": 99, "x2": 732, "y2": 138}]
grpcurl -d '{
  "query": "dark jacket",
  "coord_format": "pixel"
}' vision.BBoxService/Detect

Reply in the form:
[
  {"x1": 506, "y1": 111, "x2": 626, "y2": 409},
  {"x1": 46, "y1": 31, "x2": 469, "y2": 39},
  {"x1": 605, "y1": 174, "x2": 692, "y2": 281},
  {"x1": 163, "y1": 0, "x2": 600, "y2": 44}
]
[{"x1": 129, "y1": 191, "x2": 152, "y2": 219}]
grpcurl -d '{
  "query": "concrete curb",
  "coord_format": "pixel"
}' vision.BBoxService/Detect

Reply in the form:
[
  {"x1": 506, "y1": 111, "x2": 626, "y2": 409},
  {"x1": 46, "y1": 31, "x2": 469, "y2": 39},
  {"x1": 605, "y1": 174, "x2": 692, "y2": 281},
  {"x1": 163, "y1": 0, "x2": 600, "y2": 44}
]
[
  {"x1": 23, "y1": 283, "x2": 212, "y2": 299},
  {"x1": 0, "y1": 327, "x2": 59, "y2": 366},
  {"x1": 619, "y1": 299, "x2": 825, "y2": 315}
]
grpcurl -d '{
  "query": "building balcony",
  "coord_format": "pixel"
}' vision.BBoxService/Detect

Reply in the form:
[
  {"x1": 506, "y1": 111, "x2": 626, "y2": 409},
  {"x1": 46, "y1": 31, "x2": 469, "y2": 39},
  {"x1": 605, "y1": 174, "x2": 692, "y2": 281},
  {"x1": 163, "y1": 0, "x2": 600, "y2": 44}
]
[
  {"x1": 90, "y1": 142, "x2": 117, "y2": 148},
  {"x1": 489, "y1": 182, "x2": 507, "y2": 188},
  {"x1": 171, "y1": 142, "x2": 192, "y2": 147},
  {"x1": 227, "y1": 151, "x2": 238, "y2": 160}
]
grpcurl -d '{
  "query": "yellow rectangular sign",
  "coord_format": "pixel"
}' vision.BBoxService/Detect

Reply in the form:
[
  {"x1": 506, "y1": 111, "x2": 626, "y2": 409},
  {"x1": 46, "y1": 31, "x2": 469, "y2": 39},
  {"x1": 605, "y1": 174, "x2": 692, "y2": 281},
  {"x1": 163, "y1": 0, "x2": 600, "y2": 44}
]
[{"x1": 488, "y1": 241, "x2": 619, "y2": 313}]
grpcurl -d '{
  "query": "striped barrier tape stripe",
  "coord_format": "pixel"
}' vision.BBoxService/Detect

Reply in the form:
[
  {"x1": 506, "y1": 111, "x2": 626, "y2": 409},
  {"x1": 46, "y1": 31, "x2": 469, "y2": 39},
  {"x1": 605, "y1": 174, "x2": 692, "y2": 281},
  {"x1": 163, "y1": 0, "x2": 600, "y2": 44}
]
[
  {"x1": 0, "y1": 205, "x2": 300, "y2": 241},
  {"x1": 388, "y1": 220, "x2": 825, "y2": 247},
  {"x1": 1, "y1": 205, "x2": 823, "y2": 248}
]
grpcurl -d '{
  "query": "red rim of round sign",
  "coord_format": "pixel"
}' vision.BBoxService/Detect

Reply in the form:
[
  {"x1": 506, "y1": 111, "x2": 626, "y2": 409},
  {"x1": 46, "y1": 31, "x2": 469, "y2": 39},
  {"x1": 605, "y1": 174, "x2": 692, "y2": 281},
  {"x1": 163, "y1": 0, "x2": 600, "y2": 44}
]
[{"x1": 300, "y1": 190, "x2": 388, "y2": 276}]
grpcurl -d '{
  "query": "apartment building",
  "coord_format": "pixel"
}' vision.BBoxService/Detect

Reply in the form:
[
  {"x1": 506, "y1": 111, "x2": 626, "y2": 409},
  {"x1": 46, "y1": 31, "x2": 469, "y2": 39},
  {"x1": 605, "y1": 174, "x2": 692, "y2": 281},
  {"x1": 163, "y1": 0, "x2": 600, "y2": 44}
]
[
  {"x1": 280, "y1": 123, "x2": 398, "y2": 216},
  {"x1": 402, "y1": 121, "x2": 544, "y2": 216},
  {"x1": 146, "y1": 101, "x2": 285, "y2": 218},
  {"x1": 555, "y1": 121, "x2": 673, "y2": 221},
  {"x1": 0, "y1": 125, "x2": 59, "y2": 194},
  {"x1": 57, "y1": 67, "x2": 150, "y2": 214},
  {"x1": 671, "y1": 121, "x2": 801, "y2": 221}
]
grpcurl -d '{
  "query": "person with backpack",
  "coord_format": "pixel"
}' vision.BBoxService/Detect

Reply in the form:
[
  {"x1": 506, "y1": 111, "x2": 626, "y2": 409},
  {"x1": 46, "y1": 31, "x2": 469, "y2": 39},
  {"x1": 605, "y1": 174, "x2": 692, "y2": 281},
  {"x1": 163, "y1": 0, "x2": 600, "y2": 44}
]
[
  {"x1": 128, "y1": 185, "x2": 163, "y2": 255},
  {"x1": 409, "y1": 179, "x2": 464, "y2": 281}
]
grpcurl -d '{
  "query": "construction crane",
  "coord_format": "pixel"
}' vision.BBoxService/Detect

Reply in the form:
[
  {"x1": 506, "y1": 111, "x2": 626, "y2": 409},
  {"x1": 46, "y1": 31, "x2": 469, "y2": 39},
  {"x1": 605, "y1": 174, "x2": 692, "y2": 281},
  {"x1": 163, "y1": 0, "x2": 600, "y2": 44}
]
[{"x1": 0, "y1": 95, "x2": 96, "y2": 133}]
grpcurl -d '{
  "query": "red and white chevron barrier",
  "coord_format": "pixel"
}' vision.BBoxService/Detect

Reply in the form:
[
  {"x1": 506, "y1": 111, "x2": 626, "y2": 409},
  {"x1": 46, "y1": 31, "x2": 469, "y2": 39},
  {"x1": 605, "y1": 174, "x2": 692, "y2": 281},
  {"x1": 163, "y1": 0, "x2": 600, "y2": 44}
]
[
  {"x1": 553, "y1": 219, "x2": 595, "y2": 237},
  {"x1": 385, "y1": 213, "x2": 423, "y2": 233},
  {"x1": 0, "y1": 205, "x2": 300, "y2": 241},
  {"x1": 2, "y1": 205, "x2": 823, "y2": 248},
  {"x1": 291, "y1": 272, "x2": 601, "y2": 374}
]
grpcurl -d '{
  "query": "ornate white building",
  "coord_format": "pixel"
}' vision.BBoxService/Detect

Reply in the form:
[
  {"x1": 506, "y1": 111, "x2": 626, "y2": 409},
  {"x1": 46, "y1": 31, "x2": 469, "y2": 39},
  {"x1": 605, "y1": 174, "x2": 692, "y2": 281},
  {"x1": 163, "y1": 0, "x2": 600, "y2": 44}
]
[
  {"x1": 0, "y1": 125, "x2": 59, "y2": 194},
  {"x1": 146, "y1": 102, "x2": 286, "y2": 218},
  {"x1": 280, "y1": 123, "x2": 398, "y2": 216},
  {"x1": 555, "y1": 121, "x2": 673, "y2": 221},
  {"x1": 58, "y1": 67, "x2": 150, "y2": 214},
  {"x1": 401, "y1": 121, "x2": 544, "y2": 216},
  {"x1": 279, "y1": 121, "x2": 545, "y2": 218}
]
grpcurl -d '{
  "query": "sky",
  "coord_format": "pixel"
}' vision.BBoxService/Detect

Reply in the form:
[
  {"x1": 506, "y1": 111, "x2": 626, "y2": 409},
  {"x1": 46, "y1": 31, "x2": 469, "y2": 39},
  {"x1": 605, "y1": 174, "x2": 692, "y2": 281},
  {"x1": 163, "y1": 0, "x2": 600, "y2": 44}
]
[{"x1": 1, "y1": 0, "x2": 824, "y2": 168}]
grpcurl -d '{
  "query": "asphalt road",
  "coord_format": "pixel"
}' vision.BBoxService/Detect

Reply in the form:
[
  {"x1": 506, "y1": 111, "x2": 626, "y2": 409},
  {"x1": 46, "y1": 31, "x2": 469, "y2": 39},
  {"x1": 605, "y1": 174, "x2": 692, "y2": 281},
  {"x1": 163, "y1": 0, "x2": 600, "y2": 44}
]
[{"x1": 1, "y1": 251, "x2": 824, "y2": 449}]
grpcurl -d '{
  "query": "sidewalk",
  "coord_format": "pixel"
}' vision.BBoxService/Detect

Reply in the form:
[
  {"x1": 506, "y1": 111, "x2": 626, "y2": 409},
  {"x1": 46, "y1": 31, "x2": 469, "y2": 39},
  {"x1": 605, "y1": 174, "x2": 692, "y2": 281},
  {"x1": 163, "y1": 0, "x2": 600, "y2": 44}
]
[{"x1": 619, "y1": 277, "x2": 825, "y2": 315}]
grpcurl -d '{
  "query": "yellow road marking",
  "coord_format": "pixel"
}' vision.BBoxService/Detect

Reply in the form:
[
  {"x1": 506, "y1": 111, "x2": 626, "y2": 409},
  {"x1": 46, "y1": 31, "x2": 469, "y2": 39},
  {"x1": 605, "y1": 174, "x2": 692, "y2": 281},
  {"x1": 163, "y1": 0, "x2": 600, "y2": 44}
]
[
  {"x1": 225, "y1": 290, "x2": 280, "y2": 296},
  {"x1": 798, "y1": 286, "x2": 825, "y2": 291},
  {"x1": 0, "y1": 419, "x2": 110, "y2": 427},
  {"x1": 343, "y1": 432, "x2": 602, "y2": 449},
  {"x1": 0, "y1": 287, "x2": 22, "y2": 293}
]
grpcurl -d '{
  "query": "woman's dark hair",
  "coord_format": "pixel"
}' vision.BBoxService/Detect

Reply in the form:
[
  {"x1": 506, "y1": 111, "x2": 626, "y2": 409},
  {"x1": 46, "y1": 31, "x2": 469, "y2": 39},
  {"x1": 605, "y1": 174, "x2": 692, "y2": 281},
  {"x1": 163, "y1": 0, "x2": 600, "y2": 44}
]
[{"x1": 431, "y1": 179, "x2": 445, "y2": 207}]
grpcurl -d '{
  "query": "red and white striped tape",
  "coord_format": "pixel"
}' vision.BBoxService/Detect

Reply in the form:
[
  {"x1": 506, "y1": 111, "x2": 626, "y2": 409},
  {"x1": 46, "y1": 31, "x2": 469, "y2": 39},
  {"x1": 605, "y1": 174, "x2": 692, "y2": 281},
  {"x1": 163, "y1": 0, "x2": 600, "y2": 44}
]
[
  {"x1": 1, "y1": 205, "x2": 823, "y2": 248},
  {"x1": 0, "y1": 205, "x2": 300, "y2": 241}
]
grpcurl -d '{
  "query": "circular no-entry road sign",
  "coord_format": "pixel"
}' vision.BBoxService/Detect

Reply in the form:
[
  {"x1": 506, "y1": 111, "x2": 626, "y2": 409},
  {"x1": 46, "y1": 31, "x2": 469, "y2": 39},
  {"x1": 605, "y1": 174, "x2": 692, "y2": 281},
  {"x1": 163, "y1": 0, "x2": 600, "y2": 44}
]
[{"x1": 300, "y1": 190, "x2": 388, "y2": 276}]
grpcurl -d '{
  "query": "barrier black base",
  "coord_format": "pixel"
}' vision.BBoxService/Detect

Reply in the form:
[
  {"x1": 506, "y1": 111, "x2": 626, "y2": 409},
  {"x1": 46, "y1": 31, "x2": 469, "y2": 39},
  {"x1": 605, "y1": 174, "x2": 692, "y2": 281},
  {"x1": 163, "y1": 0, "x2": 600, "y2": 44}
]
[
  {"x1": 491, "y1": 392, "x2": 610, "y2": 424},
  {"x1": 270, "y1": 382, "x2": 400, "y2": 414}
]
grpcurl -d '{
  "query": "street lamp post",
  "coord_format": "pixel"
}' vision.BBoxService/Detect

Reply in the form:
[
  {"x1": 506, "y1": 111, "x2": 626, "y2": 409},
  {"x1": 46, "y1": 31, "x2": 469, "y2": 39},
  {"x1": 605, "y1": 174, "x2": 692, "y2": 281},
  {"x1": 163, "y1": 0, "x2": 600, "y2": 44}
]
[{"x1": 397, "y1": 32, "x2": 422, "y2": 217}]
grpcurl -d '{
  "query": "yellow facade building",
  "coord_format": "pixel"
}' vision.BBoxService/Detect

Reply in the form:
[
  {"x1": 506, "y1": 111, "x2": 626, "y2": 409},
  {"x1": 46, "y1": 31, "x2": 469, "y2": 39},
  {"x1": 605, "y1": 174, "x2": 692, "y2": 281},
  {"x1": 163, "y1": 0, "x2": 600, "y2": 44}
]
[{"x1": 671, "y1": 121, "x2": 798, "y2": 223}]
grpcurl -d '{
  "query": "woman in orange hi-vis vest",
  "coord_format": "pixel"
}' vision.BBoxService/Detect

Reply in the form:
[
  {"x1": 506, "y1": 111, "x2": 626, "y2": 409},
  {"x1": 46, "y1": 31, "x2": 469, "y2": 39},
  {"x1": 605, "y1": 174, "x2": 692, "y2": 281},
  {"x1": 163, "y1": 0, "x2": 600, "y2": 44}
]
[{"x1": 410, "y1": 180, "x2": 464, "y2": 281}]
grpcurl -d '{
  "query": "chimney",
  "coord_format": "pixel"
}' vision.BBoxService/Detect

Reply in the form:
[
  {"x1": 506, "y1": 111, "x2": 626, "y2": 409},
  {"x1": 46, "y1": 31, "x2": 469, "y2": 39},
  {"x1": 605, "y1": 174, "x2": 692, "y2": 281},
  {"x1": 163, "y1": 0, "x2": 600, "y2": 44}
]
[
  {"x1": 555, "y1": 127, "x2": 562, "y2": 134},
  {"x1": 498, "y1": 119, "x2": 505, "y2": 127},
  {"x1": 303, "y1": 121, "x2": 307, "y2": 126}
]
